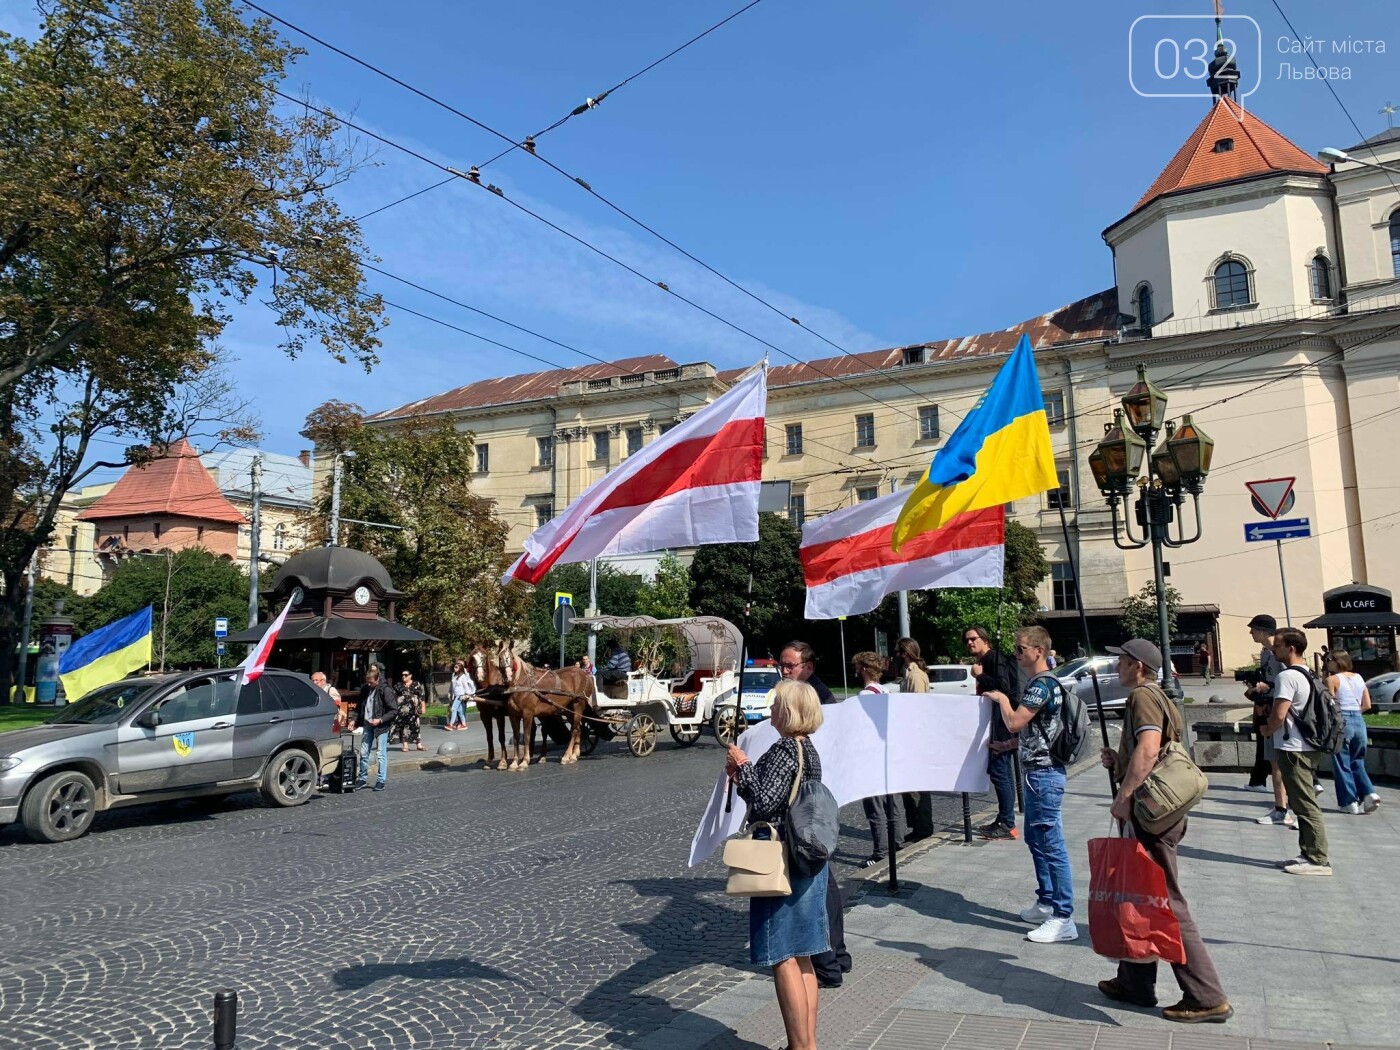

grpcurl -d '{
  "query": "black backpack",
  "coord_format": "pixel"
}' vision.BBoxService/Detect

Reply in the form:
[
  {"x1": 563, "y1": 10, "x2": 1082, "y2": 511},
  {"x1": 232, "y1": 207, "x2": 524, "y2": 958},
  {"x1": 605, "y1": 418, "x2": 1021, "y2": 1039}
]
[
  {"x1": 1032, "y1": 675, "x2": 1092, "y2": 767},
  {"x1": 1279, "y1": 666, "x2": 1344, "y2": 755},
  {"x1": 786, "y1": 740, "x2": 839, "y2": 877}
]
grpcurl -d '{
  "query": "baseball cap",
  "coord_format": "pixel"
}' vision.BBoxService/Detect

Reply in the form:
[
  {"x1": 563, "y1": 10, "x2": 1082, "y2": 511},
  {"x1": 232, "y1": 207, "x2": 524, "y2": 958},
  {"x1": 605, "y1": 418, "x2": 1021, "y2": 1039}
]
[
  {"x1": 1106, "y1": 639, "x2": 1163, "y2": 672},
  {"x1": 1246, "y1": 614, "x2": 1277, "y2": 632}
]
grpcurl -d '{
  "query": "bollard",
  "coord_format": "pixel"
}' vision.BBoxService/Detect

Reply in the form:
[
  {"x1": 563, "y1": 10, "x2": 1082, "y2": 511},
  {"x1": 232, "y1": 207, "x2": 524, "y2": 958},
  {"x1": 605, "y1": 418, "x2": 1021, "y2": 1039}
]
[
  {"x1": 885, "y1": 810, "x2": 900, "y2": 894},
  {"x1": 961, "y1": 792, "x2": 972, "y2": 843},
  {"x1": 213, "y1": 988, "x2": 238, "y2": 1050}
]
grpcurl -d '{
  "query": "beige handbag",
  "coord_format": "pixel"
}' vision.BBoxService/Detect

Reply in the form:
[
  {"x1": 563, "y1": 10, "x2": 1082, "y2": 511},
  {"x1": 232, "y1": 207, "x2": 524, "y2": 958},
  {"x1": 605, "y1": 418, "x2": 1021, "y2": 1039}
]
[{"x1": 723, "y1": 744, "x2": 804, "y2": 897}]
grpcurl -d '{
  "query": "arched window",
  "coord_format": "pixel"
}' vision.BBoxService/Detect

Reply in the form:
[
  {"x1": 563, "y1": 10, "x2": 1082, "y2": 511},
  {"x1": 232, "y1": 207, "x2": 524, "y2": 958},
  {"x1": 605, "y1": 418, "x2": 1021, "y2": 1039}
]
[
  {"x1": 273, "y1": 522, "x2": 287, "y2": 551},
  {"x1": 1310, "y1": 254, "x2": 1333, "y2": 300},
  {"x1": 1134, "y1": 283, "x2": 1155, "y2": 330},
  {"x1": 1391, "y1": 211, "x2": 1400, "y2": 277},
  {"x1": 1212, "y1": 257, "x2": 1254, "y2": 309}
]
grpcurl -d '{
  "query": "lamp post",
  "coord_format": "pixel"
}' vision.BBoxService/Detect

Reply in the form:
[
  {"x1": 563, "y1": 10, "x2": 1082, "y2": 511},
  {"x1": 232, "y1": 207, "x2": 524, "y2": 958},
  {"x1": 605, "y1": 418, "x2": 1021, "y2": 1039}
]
[
  {"x1": 1317, "y1": 146, "x2": 1400, "y2": 175},
  {"x1": 1090, "y1": 364, "x2": 1215, "y2": 703}
]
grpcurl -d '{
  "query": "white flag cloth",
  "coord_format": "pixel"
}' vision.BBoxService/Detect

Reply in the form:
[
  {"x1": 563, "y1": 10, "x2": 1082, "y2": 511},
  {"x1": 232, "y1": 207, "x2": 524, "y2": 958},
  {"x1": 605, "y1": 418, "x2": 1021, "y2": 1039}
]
[
  {"x1": 237, "y1": 598, "x2": 293, "y2": 686},
  {"x1": 800, "y1": 490, "x2": 1003, "y2": 620},
  {"x1": 504, "y1": 368, "x2": 766, "y2": 586},
  {"x1": 688, "y1": 693, "x2": 990, "y2": 867}
]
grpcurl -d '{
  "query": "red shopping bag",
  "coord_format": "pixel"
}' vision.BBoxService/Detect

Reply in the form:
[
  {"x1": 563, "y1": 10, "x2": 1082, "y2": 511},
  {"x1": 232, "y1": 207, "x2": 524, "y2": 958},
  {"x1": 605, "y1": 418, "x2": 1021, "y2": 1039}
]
[{"x1": 1087, "y1": 825, "x2": 1185, "y2": 964}]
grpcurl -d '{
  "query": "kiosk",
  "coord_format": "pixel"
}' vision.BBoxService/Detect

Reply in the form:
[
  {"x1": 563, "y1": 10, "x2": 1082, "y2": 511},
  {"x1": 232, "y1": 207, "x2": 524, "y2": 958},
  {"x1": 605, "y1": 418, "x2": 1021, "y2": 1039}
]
[{"x1": 1303, "y1": 584, "x2": 1400, "y2": 680}]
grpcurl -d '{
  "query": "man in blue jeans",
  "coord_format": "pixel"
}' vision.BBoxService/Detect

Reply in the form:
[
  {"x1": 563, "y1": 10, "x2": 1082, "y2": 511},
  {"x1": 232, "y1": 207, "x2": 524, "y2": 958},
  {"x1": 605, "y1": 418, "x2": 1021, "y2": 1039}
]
[
  {"x1": 983, "y1": 626, "x2": 1077, "y2": 944},
  {"x1": 357, "y1": 666, "x2": 395, "y2": 792}
]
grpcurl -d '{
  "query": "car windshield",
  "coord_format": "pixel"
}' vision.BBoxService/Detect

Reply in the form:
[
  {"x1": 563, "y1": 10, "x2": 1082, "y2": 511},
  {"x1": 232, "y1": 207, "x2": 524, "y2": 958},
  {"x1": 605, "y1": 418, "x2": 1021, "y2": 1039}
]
[
  {"x1": 49, "y1": 679, "x2": 157, "y2": 725},
  {"x1": 742, "y1": 670, "x2": 779, "y2": 692}
]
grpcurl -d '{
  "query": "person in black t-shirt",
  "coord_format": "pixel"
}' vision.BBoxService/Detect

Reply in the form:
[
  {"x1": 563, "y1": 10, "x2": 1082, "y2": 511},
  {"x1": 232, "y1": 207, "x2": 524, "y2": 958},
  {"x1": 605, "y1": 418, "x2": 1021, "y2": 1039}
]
[{"x1": 966, "y1": 626, "x2": 1021, "y2": 840}]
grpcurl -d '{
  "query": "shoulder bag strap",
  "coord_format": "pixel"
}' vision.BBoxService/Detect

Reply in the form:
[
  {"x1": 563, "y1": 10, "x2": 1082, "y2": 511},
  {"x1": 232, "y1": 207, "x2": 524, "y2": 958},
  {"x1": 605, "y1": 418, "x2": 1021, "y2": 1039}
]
[
  {"x1": 1031, "y1": 674, "x2": 1066, "y2": 744},
  {"x1": 788, "y1": 738, "x2": 805, "y2": 807},
  {"x1": 1144, "y1": 683, "x2": 1182, "y2": 744}
]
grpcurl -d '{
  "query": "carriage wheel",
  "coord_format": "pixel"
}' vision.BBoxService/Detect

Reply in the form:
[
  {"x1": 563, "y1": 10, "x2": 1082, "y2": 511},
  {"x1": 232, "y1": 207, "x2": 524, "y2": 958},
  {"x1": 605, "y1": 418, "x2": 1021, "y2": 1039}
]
[
  {"x1": 669, "y1": 723, "x2": 701, "y2": 747},
  {"x1": 579, "y1": 720, "x2": 600, "y2": 756},
  {"x1": 627, "y1": 714, "x2": 658, "y2": 757},
  {"x1": 712, "y1": 705, "x2": 740, "y2": 747}
]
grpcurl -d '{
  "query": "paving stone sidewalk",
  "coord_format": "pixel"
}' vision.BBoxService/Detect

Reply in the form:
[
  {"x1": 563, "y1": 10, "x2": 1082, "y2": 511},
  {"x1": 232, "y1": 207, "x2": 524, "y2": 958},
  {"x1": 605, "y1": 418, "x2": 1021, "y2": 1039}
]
[{"x1": 665, "y1": 770, "x2": 1399, "y2": 1050}]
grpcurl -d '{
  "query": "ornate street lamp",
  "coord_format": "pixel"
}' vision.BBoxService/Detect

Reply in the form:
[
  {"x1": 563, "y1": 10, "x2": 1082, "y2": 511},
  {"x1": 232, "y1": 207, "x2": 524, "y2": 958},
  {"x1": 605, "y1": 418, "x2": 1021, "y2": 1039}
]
[{"x1": 1092, "y1": 364, "x2": 1214, "y2": 701}]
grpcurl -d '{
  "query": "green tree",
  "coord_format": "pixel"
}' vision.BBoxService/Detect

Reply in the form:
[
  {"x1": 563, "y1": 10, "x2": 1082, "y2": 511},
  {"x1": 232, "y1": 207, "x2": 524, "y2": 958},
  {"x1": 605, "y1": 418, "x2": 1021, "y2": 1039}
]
[
  {"x1": 1003, "y1": 521, "x2": 1050, "y2": 612},
  {"x1": 689, "y1": 513, "x2": 805, "y2": 660},
  {"x1": 1119, "y1": 581, "x2": 1182, "y2": 642},
  {"x1": 637, "y1": 554, "x2": 693, "y2": 619},
  {"x1": 76, "y1": 548, "x2": 249, "y2": 669},
  {"x1": 302, "y1": 403, "x2": 528, "y2": 659},
  {"x1": 524, "y1": 562, "x2": 646, "y2": 666}
]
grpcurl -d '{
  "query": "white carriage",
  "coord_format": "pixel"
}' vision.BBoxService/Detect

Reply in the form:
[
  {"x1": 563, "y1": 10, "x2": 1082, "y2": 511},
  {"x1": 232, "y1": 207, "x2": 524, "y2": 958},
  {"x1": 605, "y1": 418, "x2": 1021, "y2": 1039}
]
[{"x1": 571, "y1": 614, "x2": 742, "y2": 757}]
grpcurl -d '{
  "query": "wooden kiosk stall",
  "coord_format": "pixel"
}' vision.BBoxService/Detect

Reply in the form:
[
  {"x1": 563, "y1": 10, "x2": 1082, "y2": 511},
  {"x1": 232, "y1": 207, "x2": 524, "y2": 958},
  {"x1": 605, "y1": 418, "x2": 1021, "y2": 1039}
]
[{"x1": 1303, "y1": 583, "x2": 1400, "y2": 681}]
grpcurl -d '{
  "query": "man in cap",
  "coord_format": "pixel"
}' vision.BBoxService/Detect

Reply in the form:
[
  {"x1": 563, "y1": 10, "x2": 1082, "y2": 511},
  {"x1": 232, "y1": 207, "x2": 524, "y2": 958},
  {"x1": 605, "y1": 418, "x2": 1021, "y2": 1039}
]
[
  {"x1": 1245, "y1": 614, "x2": 1294, "y2": 826},
  {"x1": 1097, "y1": 639, "x2": 1233, "y2": 1025}
]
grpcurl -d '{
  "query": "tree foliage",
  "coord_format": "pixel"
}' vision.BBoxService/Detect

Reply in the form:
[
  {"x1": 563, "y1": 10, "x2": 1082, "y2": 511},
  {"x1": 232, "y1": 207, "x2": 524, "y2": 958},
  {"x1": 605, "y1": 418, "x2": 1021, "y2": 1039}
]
[
  {"x1": 689, "y1": 513, "x2": 805, "y2": 660},
  {"x1": 637, "y1": 554, "x2": 693, "y2": 619},
  {"x1": 301, "y1": 403, "x2": 527, "y2": 658},
  {"x1": 1119, "y1": 581, "x2": 1182, "y2": 643},
  {"x1": 524, "y1": 562, "x2": 646, "y2": 666}
]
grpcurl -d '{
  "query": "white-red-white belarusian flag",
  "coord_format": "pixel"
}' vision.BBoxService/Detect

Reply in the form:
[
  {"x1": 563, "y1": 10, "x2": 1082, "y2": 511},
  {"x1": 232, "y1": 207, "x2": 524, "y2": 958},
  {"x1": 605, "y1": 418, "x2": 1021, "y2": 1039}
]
[
  {"x1": 503, "y1": 367, "x2": 766, "y2": 586},
  {"x1": 801, "y1": 490, "x2": 1004, "y2": 620},
  {"x1": 238, "y1": 597, "x2": 294, "y2": 685}
]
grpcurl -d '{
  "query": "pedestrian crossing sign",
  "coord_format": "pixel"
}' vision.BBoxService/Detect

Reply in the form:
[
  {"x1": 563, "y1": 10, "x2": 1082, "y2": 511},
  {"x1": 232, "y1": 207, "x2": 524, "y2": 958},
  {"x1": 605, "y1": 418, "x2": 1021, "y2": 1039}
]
[{"x1": 555, "y1": 592, "x2": 573, "y2": 609}]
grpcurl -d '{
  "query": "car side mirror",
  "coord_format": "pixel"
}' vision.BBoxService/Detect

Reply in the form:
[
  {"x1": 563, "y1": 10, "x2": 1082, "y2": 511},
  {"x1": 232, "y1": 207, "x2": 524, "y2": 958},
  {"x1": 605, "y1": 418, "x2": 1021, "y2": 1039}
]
[
  {"x1": 136, "y1": 709, "x2": 160, "y2": 729},
  {"x1": 1074, "y1": 671, "x2": 1088, "y2": 681}
]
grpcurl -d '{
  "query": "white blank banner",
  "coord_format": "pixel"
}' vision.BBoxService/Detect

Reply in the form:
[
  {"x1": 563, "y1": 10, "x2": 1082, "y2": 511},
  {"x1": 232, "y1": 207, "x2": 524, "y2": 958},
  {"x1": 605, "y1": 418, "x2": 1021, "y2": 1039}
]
[{"x1": 689, "y1": 693, "x2": 990, "y2": 866}]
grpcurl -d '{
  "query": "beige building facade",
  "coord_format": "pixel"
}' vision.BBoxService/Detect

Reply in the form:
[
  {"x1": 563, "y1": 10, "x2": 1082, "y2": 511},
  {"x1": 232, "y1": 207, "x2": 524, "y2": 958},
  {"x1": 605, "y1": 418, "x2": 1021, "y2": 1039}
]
[{"x1": 353, "y1": 97, "x2": 1400, "y2": 674}]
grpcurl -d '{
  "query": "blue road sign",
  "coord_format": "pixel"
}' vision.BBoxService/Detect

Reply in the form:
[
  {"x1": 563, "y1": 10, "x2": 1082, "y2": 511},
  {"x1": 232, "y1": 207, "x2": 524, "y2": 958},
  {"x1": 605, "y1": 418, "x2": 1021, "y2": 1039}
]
[
  {"x1": 214, "y1": 617, "x2": 229, "y2": 638},
  {"x1": 1244, "y1": 517, "x2": 1311, "y2": 542}
]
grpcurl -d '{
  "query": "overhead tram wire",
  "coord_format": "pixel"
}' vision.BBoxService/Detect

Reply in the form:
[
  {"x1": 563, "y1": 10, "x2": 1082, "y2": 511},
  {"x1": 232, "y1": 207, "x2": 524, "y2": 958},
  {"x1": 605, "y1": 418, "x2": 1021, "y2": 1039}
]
[{"x1": 244, "y1": 3, "x2": 973, "y2": 431}]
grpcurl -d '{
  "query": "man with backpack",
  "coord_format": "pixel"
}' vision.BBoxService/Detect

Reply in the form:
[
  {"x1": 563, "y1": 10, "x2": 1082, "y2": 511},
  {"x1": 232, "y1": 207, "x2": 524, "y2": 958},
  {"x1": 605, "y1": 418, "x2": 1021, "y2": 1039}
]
[
  {"x1": 1264, "y1": 627, "x2": 1337, "y2": 876},
  {"x1": 983, "y1": 626, "x2": 1085, "y2": 944}
]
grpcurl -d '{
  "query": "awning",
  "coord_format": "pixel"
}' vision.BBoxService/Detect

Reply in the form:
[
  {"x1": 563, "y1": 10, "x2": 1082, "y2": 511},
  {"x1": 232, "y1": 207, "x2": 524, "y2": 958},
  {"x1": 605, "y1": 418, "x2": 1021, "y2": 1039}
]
[
  {"x1": 225, "y1": 616, "x2": 437, "y2": 644},
  {"x1": 1302, "y1": 611, "x2": 1400, "y2": 630}
]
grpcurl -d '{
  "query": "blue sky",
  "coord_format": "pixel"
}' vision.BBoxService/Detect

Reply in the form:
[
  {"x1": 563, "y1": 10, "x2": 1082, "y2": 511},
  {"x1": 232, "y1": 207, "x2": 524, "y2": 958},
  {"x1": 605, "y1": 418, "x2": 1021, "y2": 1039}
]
[{"x1": 5, "y1": 0, "x2": 1398, "y2": 463}]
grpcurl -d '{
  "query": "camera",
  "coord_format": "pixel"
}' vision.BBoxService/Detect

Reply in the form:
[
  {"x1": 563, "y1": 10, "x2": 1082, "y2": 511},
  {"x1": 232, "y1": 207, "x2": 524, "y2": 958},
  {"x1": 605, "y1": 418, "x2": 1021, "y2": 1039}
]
[{"x1": 1233, "y1": 668, "x2": 1263, "y2": 687}]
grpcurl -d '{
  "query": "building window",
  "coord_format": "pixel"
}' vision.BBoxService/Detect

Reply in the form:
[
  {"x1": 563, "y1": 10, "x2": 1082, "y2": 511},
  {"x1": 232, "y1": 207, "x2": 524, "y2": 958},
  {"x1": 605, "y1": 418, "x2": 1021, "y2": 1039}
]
[
  {"x1": 1310, "y1": 255, "x2": 1333, "y2": 300},
  {"x1": 273, "y1": 523, "x2": 286, "y2": 550},
  {"x1": 537, "y1": 436, "x2": 554, "y2": 468},
  {"x1": 785, "y1": 423, "x2": 803, "y2": 456},
  {"x1": 855, "y1": 413, "x2": 876, "y2": 449},
  {"x1": 659, "y1": 420, "x2": 678, "y2": 435},
  {"x1": 901, "y1": 346, "x2": 925, "y2": 366},
  {"x1": 1135, "y1": 283, "x2": 1154, "y2": 330},
  {"x1": 535, "y1": 503, "x2": 553, "y2": 528},
  {"x1": 789, "y1": 494, "x2": 805, "y2": 528},
  {"x1": 153, "y1": 522, "x2": 162, "y2": 540},
  {"x1": 592, "y1": 431, "x2": 609, "y2": 463},
  {"x1": 1046, "y1": 468, "x2": 1072, "y2": 509},
  {"x1": 475, "y1": 444, "x2": 490, "y2": 474},
  {"x1": 1051, "y1": 562, "x2": 1078, "y2": 611},
  {"x1": 856, "y1": 486, "x2": 878, "y2": 503},
  {"x1": 1043, "y1": 390, "x2": 1066, "y2": 426},
  {"x1": 918, "y1": 405, "x2": 940, "y2": 442},
  {"x1": 1211, "y1": 257, "x2": 1254, "y2": 309},
  {"x1": 626, "y1": 426, "x2": 643, "y2": 457},
  {"x1": 1391, "y1": 211, "x2": 1400, "y2": 277}
]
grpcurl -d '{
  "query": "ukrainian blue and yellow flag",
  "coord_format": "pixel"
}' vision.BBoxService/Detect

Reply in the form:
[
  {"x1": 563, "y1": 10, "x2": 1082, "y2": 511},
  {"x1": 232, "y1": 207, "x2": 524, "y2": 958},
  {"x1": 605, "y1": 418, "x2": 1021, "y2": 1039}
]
[
  {"x1": 892, "y1": 334, "x2": 1057, "y2": 551},
  {"x1": 58, "y1": 606, "x2": 153, "y2": 700}
]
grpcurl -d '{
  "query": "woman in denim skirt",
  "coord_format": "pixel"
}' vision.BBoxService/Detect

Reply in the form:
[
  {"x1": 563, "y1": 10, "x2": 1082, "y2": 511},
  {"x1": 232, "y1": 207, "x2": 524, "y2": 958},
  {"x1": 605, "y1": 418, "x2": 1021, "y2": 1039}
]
[{"x1": 727, "y1": 679, "x2": 829, "y2": 1050}]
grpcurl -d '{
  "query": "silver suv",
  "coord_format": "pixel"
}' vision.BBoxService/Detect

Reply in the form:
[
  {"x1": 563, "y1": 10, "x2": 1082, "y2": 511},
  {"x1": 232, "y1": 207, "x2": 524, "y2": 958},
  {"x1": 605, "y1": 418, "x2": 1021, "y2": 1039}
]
[{"x1": 0, "y1": 669, "x2": 340, "y2": 843}]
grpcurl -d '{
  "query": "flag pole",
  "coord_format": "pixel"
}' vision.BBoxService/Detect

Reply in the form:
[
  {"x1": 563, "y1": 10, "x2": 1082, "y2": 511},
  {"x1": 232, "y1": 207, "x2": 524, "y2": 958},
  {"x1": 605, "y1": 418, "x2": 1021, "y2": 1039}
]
[{"x1": 1054, "y1": 498, "x2": 1116, "y2": 794}]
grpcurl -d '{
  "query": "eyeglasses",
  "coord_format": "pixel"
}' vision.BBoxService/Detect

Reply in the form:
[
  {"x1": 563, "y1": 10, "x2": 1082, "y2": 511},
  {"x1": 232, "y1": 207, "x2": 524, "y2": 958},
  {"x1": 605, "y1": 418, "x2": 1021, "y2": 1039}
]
[
  {"x1": 963, "y1": 636, "x2": 979, "y2": 645},
  {"x1": 1014, "y1": 645, "x2": 1042, "y2": 655},
  {"x1": 777, "y1": 661, "x2": 805, "y2": 671}
]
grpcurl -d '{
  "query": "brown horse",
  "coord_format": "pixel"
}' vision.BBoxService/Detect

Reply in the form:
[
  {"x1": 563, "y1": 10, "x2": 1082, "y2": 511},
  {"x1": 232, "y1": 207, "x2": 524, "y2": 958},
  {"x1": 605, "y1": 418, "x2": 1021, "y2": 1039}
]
[
  {"x1": 496, "y1": 642, "x2": 596, "y2": 770},
  {"x1": 467, "y1": 645, "x2": 521, "y2": 770}
]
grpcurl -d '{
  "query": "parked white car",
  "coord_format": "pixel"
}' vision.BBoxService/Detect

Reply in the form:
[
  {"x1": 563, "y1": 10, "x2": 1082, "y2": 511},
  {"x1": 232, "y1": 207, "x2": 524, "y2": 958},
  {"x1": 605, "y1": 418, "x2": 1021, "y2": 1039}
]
[
  {"x1": 925, "y1": 665, "x2": 978, "y2": 695},
  {"x1": 1365, "y1": 671, "x2": 1400, "y2": 708},
  {"x1": 739, "y1": 667, "x2": 781, "y2": 725}
]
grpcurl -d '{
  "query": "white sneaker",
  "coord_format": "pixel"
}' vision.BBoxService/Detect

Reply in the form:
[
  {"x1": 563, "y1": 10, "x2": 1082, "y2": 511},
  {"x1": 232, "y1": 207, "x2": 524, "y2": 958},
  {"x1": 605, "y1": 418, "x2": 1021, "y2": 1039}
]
[
  {"x1": 1315, "y1": 782, "x2": 1325, "y2": 795},
  {"x1": 1343, "y1": 801, "x2": 1362, "y2": 815},
  {"x1": 1364, "y1": 793, "x2": 1381, "y2": 814},
  {"x1": 1283, "y1": 860, "x2": 1333, "y2": 877},
  {"x1": 1256, "y1": 808, "x2": 1296, "y2": 826},
  {"x1": 1244, "y1": 784, "x2": 1271, "y2": 793},
  {"x1": 1019, "y1": 902, "x2": 1055, "y2": 923},
  {"x1": 1276, "y1": 854, "x2": 1306, "y2": 869},
  {"x1": 1026, "y1": 916, "x2": 1079, "y2": 943}
]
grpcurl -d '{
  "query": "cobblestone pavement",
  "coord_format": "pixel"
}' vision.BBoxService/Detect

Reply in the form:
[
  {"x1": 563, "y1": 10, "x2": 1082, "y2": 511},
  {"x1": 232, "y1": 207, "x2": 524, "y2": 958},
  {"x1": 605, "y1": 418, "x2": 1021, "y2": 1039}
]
[{"x1": 0, "y1": 737, "x2": 986, "y2": 1049}]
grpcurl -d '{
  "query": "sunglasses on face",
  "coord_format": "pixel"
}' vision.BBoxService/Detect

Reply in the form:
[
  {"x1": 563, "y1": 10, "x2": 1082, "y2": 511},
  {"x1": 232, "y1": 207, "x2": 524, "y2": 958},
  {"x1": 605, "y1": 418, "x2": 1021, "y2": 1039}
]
[{"x1": 1014, "y1": 644, "x2": 1041, "y2": 655}]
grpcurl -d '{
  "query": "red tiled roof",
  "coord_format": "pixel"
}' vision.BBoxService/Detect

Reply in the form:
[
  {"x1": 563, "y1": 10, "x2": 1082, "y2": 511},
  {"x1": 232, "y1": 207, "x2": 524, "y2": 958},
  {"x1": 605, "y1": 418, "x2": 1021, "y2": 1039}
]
[
  {"x1": 368, "y1": 354, "x2": 679, "y2": 420},
  {"x1": 1130, "y1": 97, "x2": 1326, "y2": 215},
  {"x1": 719, "y1": 289, "x2": 1120, "y2": 388},
  {"x1": 78, "y1": 438, "x2": 246, "y2": 524}
]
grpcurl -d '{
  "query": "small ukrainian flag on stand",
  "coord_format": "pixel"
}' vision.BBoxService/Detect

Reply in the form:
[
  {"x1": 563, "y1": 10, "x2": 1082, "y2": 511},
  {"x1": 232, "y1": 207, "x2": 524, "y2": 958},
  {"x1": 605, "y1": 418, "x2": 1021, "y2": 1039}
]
[
  {"x1": 58, "y1": 606, "x2": 154, "y2": 701},
  {"x1": 892, "y1": 334, "x2": 1058, "y2": 551}
]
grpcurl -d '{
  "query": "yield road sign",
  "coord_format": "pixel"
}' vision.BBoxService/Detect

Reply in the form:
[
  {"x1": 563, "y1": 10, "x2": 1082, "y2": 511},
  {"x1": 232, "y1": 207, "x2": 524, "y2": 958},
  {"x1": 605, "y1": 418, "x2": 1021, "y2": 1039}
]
[
  {"x1": 1244, "y1": 517, "x2": 1311, "y2": 542},
  {"x1": 1246, "y1": 478, "x2": 1296, "y2": 519}
]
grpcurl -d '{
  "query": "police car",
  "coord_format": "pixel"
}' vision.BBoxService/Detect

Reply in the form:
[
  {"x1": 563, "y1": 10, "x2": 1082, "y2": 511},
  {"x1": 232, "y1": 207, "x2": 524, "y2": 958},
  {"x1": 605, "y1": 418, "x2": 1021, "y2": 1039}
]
[{"x1": 738, "y1": 663, "x2": 781, "y2": 724}]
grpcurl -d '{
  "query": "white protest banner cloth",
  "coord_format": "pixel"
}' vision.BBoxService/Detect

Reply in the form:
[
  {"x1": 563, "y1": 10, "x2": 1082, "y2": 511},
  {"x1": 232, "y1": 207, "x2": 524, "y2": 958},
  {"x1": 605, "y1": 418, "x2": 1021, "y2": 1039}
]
[
  {"x1": 800, "y1": 490, "x2": 1003, "y2": 620},
  {"x1": 504, "y1": 367, "x2": 765, "y2": 586},
  {"x1": 689, "y1": 692, "x2": 990, "y2": 867}
]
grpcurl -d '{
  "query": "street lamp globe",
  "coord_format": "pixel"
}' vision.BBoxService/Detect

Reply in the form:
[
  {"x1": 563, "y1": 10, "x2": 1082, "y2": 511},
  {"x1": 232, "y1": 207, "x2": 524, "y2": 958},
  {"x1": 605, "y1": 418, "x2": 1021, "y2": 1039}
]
[
  {"x1": 1151, "y1": 421, "x2": 1181, "y2": 487},
  {"x1": 1088, "y1": 444, "x2": 1113, "y2": 496},
  {"x1": 1096, "y1": 409, "x2": 1148, "y2": 493},
  {"x1": 1122, "y1": 363, "x2": 1169, "y2": 437},
  {"x1": 1167, "y1": 413, "x2": 1215, "y2": 487}
]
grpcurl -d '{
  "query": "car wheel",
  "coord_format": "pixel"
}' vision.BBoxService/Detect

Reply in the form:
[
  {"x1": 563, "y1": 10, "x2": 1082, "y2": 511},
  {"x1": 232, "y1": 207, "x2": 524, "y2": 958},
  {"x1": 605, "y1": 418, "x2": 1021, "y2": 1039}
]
[
  {"x1": 261, "y1": 749, "x2": 318, "y2": 808},
  {"x1": 21, "y1": 770, "x2": 97, "y2": 843}
]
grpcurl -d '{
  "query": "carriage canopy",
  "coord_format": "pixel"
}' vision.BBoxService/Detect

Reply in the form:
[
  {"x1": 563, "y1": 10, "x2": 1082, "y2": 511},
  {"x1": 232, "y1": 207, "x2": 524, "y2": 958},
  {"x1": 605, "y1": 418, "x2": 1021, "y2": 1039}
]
[{"x1": 569, "y1": 615, "x2": 742, "y2": 673}]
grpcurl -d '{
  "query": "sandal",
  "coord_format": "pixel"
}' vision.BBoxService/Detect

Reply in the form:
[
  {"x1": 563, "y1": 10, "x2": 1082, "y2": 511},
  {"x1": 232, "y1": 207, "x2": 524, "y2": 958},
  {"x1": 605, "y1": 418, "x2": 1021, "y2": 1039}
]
[
  {"x1": 416, "y1": 744, "x2": 426, "y2": 751},
  {"x1": 401, "y1": 745, "x2": 409, "y2": 752}
]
